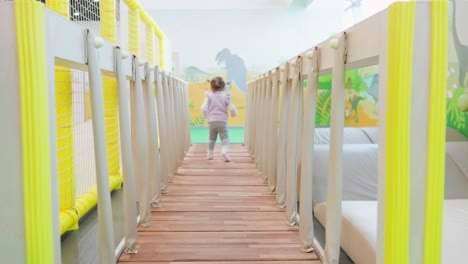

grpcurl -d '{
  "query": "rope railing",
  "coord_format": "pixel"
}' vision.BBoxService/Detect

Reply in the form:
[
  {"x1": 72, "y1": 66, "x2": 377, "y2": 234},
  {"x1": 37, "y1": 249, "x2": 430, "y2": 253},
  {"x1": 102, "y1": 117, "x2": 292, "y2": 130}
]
[
  {"x1": 246, "y1": 2, "x2": 449, "y2": 263},
  {"x1": 0, "y1": 0, "x2": 190, "y2": 262}
]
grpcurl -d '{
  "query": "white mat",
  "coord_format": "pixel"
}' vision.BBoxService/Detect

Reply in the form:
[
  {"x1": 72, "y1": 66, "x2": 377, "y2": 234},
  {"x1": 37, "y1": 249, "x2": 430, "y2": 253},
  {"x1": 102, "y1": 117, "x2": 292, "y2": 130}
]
[
  {"x1": 314, "y1": 200, "x2": 468, "y2": 264},
  {"x1": 312, "y1": 143, "x2": 468, "y2": 203}
]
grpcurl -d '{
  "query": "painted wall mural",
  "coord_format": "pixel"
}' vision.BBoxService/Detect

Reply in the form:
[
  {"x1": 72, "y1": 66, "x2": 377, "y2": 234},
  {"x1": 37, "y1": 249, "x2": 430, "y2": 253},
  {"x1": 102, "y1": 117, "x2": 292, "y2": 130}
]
[
  {"x1": 186, "y1": 48, "x2": 248, "y2": 127},
  {"x1": 189, "y1": 81, "x2": 245, "y2": 127},
  {"x1": 447, "y1": 0, "x2": 468, "y2": 137},
  {"x1": 184, "y1": 1, "x2": 468, "y2": 137},
  {"x1": 313, "y1": 65, "x2": 379, "y2": 127}
]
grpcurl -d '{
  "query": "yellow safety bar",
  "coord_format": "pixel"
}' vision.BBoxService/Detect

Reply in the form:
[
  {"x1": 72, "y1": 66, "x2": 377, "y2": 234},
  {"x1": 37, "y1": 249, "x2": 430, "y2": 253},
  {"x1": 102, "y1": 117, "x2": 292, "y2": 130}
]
[
  {"x1": 122, "y1": 0, "x2": 165, "y2": 68},
  {"x1": 424, "y1": 1, "x2": 448, "y2": 262},
  {"x1": 385, "y1": 2, "x2": 415, "y2": 263},
  {"x1": 15, "y1": 0, "x2": 54, "y2": 262}
]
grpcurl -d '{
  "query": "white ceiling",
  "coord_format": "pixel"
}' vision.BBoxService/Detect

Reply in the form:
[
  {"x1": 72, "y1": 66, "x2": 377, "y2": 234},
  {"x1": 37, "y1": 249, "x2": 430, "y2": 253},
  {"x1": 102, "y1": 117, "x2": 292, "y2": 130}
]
[{"x1": 140, "y1": 0, "x2": 297, "y2": 10}]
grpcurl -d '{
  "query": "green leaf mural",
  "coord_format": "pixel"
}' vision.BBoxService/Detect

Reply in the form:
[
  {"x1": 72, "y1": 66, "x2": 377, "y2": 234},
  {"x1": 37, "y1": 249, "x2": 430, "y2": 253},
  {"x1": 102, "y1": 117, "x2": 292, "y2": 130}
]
[
  {"x1": 190, "y1": 115, "x2": 206, "y2": 127},
  {"x1": 447, "y1": 88, "x2": 467, "y2": 135},
  {"x1": 318, "y1": 75, "x2": 332, "y2": 90},
  {"x1": 315, "y1": 90, "x2": 332, "y2": 126}
]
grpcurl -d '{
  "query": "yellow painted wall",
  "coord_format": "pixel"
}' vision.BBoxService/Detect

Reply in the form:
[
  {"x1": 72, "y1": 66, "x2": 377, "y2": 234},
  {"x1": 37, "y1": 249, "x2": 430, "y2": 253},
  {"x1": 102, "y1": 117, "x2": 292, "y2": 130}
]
[{"x1": 189, "y1": 82, "x2": 246, "y2": 126}]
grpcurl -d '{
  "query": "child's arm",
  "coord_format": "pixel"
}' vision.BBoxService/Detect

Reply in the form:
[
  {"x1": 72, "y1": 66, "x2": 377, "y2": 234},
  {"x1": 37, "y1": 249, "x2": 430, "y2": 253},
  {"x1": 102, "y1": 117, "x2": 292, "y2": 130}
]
[
  {"x1": 228, "y1": 103, "x2": 237, "y2": 117},
  {"x1": 225, "y1": 93, "x2": 237, "y2": 117},
  {"x1": 201, "y1": 93, "x2": 209, "y2": 118}
]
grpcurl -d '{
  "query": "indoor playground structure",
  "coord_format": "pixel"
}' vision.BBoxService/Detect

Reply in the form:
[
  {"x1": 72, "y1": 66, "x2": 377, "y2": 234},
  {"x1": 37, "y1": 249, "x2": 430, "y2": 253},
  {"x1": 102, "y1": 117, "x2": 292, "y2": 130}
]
[
  {"x1": 1, "y1": 0, "x2": 468, "y2": 264},
  {"x1": 246, "y1": 1, "x2": 468, "y2": 264}
]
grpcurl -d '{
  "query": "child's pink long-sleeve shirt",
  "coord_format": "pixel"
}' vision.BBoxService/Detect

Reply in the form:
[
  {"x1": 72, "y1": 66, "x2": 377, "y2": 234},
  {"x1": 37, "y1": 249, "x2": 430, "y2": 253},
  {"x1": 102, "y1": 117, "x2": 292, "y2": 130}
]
[{"x1": 201, "y1": 91, "x2": 237, "y2": 123}]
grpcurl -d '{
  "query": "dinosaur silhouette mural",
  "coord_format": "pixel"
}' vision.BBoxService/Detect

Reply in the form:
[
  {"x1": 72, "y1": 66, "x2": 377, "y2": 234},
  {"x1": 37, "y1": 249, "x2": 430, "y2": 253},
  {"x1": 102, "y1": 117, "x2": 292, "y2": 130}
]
[
  {"x1": 215, "y1": 48, "x2": 248, "y2": 93},
  {"x1": 452, "y1": 0, "x2": 468, "y2": 88},
  {"x1": 349, "y1": 95, "x2": 364, "y2": 123}
]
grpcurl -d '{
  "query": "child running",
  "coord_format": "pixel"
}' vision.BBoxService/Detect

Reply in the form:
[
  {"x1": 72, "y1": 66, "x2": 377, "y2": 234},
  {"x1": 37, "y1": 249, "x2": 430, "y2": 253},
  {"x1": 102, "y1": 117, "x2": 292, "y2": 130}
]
[{"x1": 201, "y1": 76, "x2": 237, "y2": 162}]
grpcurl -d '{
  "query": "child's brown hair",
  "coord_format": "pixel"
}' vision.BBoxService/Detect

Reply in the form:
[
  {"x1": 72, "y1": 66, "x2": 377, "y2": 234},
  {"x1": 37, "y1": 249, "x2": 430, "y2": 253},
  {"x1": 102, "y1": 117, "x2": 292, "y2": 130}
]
[{"x1": 210, "y1": 76, "x2": 225, "y2": 92}]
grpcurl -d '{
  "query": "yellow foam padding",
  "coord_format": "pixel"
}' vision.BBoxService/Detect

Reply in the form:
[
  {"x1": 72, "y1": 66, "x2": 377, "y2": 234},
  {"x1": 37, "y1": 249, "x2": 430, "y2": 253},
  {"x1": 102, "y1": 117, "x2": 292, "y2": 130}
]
[
  {"x1": 424, "y1": 1, "x2": 448, "y2": 263},
  {"x1": 45, "y1": 0, "x2": 69, "y2": 17},
  {"x1": 59, "y1": 175, "x2": 123, "y2": 235},
  {"x1": 385, "y1": 2, "x2": 415, "y2": 264},
  {"x1": 59, "y1": 210, "x2": 79, "y2": 235},
  {"x1": 145, "y1": 24, "x2": 155, "y2": 65},
  {"x1": 103, "y1": 76, "x2": 121, "y2": 176},
  {"x1": 122, "y1": 0, "x2": 165, "y2": 68},
  {"x1": 15, "y1": 1, "x2": 54, "y2": 262},
  {"x1": 74, "y1": 187, "x2": 98, "y2": 219},
  {"x1": 158, "y1": 34, "x2": 165, "y2": 69},
  {"x1": 72, "y1": 174, "x2": 122, "y2": 225},
  {"x1": 109, "y1": 172, "x2": 124, "y2": 191},
  {"x1": 100, "y1": 0, "x2": 117, "y2": 44},
  {"x1": 55, "y1": 66, "x2": 76, "y2": 210},
  {"x1": 128, "y1": 7, "x2": 140, "y2": 56}
]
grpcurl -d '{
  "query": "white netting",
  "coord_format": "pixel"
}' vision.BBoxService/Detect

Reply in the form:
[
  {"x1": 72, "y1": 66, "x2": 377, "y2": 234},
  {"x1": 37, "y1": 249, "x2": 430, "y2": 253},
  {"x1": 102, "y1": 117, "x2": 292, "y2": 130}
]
[
  {"x1": 70, "y1": 0, "x2": 101, "y2": 36},
  {"x1": 140, "y1": 19, "x2": 146, "y2": 61},
  {"x1": 118, "y1": 0, "x2": 129, "y2": 51},
  {"x1": 115, "y1": 0, "x2": 121, "y2": 46},
  {"x1": 71, "y1": 70, "x2": 98, "y2": 198}
]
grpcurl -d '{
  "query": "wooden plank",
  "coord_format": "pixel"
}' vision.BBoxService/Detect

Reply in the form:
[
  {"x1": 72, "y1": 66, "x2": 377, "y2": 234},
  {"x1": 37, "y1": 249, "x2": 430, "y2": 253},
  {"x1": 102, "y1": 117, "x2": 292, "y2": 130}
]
[
  {"x1": 179, "y1": 163, "x2": 257, "y2": 169},
  {"x1": 149, "y1": 212, "x2": 288, "y2": 221},
  {"x1": 175, "y1": 170, "x2": 259, "y2": 176},
  {"x1": 120, "y1": 261, "x2": 321, "y2": 264},
  {"x1": 119, "y1": 244, "x2": 316, "y2": 262},
  {"x1": 151, "y1": 203, "x2": 282, "y2": 212},
  {"x1": 140, "y1": 220, "x2": 297, "y2": 232},
  {"x1": 118, "y1": 144, "x2": 320, "y2": 263},
  {"x1": 169, "y1": 176, "x2": 265, "y2": 186},
  {"x1": 164, "y1": 186, "x2": 274, "y2": 197},
  {"x1": 126, "y1": 231, "x2": 303, "y2": 245},
  {"x1": 183, "y1": 157, "x2": 254, "y2": 163},
  {"x1": 161, "y1": 196, "x2": 274, "y2": 203}
]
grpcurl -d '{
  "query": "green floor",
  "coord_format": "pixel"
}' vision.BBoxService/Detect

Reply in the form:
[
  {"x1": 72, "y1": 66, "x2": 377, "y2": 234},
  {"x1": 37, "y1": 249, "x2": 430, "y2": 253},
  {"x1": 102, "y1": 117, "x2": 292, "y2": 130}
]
[{"x1": 190, "y1": 127, "x2": 245, "y2": 144}]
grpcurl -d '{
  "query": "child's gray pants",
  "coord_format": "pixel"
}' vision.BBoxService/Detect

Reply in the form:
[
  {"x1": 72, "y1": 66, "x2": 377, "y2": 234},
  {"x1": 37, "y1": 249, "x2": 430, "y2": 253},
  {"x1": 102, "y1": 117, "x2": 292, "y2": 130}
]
[{"x1": 208, "y1": 121, "x2": 229, "y2": 151}]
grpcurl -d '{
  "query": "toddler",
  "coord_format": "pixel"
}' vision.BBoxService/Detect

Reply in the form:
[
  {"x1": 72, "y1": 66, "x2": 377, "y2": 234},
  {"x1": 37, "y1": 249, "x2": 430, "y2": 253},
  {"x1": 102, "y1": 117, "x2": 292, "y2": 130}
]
[{"x1": 201, "y1": 77, "x2": 237, "y2": 161}]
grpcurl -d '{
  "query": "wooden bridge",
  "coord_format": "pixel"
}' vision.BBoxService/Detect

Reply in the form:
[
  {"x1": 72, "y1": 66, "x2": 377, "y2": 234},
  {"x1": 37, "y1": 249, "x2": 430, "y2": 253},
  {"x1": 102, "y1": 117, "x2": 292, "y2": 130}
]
[{"x1": 119, "y1": 144, "x2": 320, "y2": 263}]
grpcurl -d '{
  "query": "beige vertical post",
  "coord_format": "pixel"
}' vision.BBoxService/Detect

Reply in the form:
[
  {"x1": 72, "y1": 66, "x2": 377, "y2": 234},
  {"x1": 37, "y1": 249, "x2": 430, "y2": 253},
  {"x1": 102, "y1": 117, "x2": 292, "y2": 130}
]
[
  {"x1": 257, "y1": 76, "x2": 267, "y2": 174},
  {"x1": 130, "y1": 57, "x2": 152, "y2": 227},
  {"x1": 144, "y1": 63, "x2": 162, "y2": 208},
  {"x1": 86, "y1": 31, "x2": 116, "y2": 263},
  {"x1": 249, "y1": 82, "x2": 255, "y2": 152},
  {"x1": 285, "y1": 58, "x2": 302, "y2": 226},
  {"x1": 251, "y1": 81, "x2": 259, "y2": 158},
  {"x1": 175, "y1": 79, "x2": 183, "y2": 163},
  {"x1": 276, "y1": 64, "x2": 290, "y2": 208},
  {"x1": 245, "y1": 84, "x2": 251, "y2": 149},
  {"x1": 184, "y1": 82, "x2": 191, "y2": 150},
  {"x1": 254, "y1": 79, "x2": 262, "y2": 163},
  {"x1": 324, "y1": 33, "x2": 347, "y2": 264},
  {"x1": 244, "y1": 83, "x2": 249, "y2": 148},
  {"x1": 163, "y1": 73, "x2": 175, "y2": 182},
  {"x1": 115, "y1": 48, "x2": 139, "y2": 254},
  {"x1": 299, "y1": 48, "x2": 319, "y2": 253},
  {"x1": 167, "y1": 75, "x2": 178, "y2": 179},
  {"x1": 154, "y1": 68, "x2": 169, "y2": 193},
  {"x1": 262, "y1": 75, "x2": 272, "y2": 183},
  {"x1": 171, "y1": 76, "x2": 182, "y2": 167},
  {"x1": 268, "y1": 69, "x2": 280, "y2": 193}
]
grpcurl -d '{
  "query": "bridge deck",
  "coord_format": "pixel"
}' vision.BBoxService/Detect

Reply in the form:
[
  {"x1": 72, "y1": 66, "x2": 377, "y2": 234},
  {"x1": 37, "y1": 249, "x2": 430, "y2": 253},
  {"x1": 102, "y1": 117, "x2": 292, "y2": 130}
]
[{"x1": 119, "y1": 144, "x2": 320, "y2": 264}]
